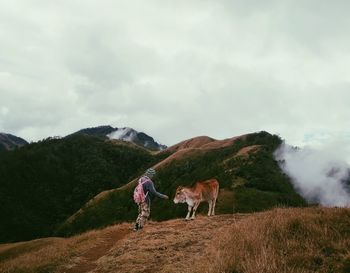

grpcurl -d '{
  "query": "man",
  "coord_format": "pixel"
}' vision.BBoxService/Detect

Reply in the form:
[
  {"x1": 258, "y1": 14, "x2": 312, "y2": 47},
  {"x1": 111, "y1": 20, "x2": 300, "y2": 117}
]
[{"x1": 134, "y1": 168, "x2": 169, "y2": 231}]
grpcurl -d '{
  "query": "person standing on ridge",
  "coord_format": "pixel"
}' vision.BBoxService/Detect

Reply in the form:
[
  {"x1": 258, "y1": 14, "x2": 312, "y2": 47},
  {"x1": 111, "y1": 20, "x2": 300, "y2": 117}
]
[{"x1": 133, "y1": 168, "x2": 169, "y2": 231}]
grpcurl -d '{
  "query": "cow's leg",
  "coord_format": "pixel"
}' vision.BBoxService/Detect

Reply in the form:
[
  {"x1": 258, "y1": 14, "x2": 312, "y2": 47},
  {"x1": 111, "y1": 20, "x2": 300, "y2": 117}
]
[
  {"x1": 191, "y1": 201, "x2": 200, "y2": 220},
  {"x1": 208, "y1": 201, "x2": 213, "y2": 216},
  {"x1": 211, "y1": 198, "x2": 217, "y2": 216},
  {"x1": 185, "y1": 205, "x2": 192, "y2": 220}
]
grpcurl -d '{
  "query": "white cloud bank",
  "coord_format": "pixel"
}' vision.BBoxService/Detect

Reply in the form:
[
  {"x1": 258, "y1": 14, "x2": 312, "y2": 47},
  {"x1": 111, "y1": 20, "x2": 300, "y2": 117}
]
[{"x1": 275, "y1": 140, "x2": 350, "y2": 207}]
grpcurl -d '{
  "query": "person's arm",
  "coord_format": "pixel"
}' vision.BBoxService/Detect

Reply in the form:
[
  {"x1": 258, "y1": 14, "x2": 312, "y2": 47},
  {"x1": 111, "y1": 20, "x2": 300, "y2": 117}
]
[{"x1": 145, "y1": 181, "x2": 168, "y2": 199}]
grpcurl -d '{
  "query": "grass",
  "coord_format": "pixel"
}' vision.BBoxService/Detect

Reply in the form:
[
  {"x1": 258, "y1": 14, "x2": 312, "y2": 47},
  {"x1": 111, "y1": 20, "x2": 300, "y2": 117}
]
[
  {"x1": 202, "y1": 207, "x2": 350, "y2": 273},
  {"x1": 0, "y1": 225, "x2": 127, "y2": 273},
  {"x1": 0, "y1": 207, "x2": 349, "y2": 273}
]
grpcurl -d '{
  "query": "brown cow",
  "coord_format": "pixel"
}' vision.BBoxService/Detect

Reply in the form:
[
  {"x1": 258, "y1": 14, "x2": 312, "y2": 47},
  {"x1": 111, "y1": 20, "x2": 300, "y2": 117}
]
[{"x1": 173, "y1": 179, "x2": 219, "y2": 220}]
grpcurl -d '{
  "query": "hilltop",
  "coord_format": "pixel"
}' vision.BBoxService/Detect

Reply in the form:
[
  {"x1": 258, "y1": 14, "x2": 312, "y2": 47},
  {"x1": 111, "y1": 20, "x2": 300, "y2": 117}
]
[
  {"x1": 57, "y1": 131, "x2": 306, "y2": 237},
  {"x1": 1, "y1": 207, "x2": 349, "y2": 273}
]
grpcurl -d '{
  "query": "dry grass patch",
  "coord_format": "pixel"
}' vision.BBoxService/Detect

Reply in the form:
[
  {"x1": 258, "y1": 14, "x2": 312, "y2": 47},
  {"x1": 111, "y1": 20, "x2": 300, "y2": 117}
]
[
  {"x1": 235, "y1": 145, "x2": 262, "y2": 157},
  {"x1": 2, "y1": 208, "x2": 349, "y2": 273},
  {"x1": 0, "y1": 224, "x2": 129, "y2": 273},
  {"x1": 204, "y1": 207, "x2": 350, "y2": 273},
  {"x1": 92, "y1": 215, "x2": 245, "y2": 273},
  {"x1": 165, "y1": 136, "x2": 216, "y2": 153}
]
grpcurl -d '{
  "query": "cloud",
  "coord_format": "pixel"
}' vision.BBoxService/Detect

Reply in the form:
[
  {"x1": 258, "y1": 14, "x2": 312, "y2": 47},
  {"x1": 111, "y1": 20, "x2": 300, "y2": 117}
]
[
  {"x1": 275, "y1": 140, "x2": 350, "y2": 207},
  {"x1": 0, "y1": 1, "x2": 350, "y2": 146}
]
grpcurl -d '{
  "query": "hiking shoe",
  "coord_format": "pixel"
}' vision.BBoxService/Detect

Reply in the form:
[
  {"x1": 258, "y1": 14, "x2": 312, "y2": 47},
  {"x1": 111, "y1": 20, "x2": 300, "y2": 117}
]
[{"x1": 133, "y1": 223, "x2": 139, "y2": 231}]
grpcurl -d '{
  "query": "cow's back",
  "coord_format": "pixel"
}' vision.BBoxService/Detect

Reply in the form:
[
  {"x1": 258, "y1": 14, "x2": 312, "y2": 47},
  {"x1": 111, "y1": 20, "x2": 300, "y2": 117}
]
[{"x1": 195, "y1": 179, "x2": 219, "y2": 201}]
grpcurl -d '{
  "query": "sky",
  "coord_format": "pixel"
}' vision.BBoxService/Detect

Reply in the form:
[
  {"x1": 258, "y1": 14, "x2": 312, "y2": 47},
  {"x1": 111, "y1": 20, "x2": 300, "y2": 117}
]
[{"x1": 1, "y1": 0, "x2": 350, "y2": 148}]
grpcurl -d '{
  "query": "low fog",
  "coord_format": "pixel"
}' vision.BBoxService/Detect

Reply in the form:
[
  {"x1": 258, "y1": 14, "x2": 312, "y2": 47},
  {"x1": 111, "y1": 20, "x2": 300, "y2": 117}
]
[{"x1": 274, "y1": 142, "x2": 350, "y2": 207}]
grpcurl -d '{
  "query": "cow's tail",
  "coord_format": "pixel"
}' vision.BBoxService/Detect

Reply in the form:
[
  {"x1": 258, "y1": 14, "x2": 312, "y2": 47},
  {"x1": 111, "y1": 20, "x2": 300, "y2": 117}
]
[{"x1": 215, "y1": 181, "x2": 219, "y2": 201}]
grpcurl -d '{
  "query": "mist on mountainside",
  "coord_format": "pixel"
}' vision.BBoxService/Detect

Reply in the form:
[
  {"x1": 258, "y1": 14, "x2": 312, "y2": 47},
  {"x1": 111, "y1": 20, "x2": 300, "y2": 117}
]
[{"x1": 275, "y1": 141, "x2": 350, "y2": 207}]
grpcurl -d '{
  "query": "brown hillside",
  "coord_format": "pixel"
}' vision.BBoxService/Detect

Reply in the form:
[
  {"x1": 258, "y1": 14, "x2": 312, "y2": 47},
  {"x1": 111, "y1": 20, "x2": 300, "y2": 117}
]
[
  {"x1": 154, "y1": 148, "x2": 206, "y2": 169},
  {"x1": 155, "y1": 134, "x2": 248, "y2": 169},
  {"x1": 201, "y1": 135, "x2": 247, "y2": 150},
  {"x1": 165, "y1": 136, "x2": 215, "y2": 153},
  {"x1": 0, "y1": 215, "x2": 247, "y2": 273},
  {"x1": 235, "y1": 144, "x2": 262, "y2": 157},
  {"x1": 1, "y1": 207, "x2": 349, "y2": 273},
  {"x1": 165, "y1": 134, "x2": 247, "y2": 153}
]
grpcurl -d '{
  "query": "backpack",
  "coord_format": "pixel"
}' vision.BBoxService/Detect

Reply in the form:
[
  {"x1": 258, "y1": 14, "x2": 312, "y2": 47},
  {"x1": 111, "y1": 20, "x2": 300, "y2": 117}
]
[{"x1": 133, "y1": 177, "x2": 149, "y2": 204}]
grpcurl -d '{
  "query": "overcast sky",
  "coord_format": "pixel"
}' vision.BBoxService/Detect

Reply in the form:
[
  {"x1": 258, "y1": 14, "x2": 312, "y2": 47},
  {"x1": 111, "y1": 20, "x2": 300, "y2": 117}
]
[{"x1": 1, "y1": 0, "x2": 350, "y2": 147}]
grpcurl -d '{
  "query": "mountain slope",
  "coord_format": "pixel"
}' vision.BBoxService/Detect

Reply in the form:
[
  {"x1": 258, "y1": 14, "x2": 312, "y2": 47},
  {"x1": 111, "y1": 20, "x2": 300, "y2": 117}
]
[
  {"x1": 0, "y1": 133, "x2": 28, "y2": 151},
  {"x1": 57, "y1": 131, "x2": 306, "y2": 236},
  {"x1": 72, "y1": 125, "x2": 166, "y2": 151},
  {"x1": 0, "y1": 134, "x2": 166, "y2": 243},
  {"x1": 1, "y1": 207, "x2": 349, "y2": 273}
]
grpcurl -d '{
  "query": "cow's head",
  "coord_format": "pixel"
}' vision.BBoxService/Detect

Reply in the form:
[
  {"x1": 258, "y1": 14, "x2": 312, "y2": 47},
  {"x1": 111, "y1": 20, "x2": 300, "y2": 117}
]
[{"x1": 173, "y1": 186, "x2": 186, "y2": 204}]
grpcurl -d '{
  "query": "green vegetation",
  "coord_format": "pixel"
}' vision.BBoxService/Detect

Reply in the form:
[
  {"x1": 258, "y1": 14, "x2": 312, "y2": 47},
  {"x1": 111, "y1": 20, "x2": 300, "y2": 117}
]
[
  {"x1": 57, "y1": 131, "x2": 306, "y2": 236},
  {"x1": 0, "y1": 135, "x2": 166, "y2": 243},
  {"x1": 56, "y1": 186, "x2": 137, "y2": 236}
]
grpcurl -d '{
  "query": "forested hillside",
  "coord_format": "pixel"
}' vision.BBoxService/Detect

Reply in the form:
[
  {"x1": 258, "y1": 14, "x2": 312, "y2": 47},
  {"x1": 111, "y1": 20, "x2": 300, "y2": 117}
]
[{"x1": 0, "y1": 135, "x2": 167, "y2": 243}]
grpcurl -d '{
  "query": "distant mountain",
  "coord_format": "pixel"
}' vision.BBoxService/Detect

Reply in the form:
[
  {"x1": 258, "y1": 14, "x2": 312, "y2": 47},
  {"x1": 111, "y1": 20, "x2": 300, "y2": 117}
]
[
  {"x1": 72, "y1": 126, "x2": 167, "y2": 151},
  {"x1": 0, "y1": 133, "x2": 28, "y2": 151}
]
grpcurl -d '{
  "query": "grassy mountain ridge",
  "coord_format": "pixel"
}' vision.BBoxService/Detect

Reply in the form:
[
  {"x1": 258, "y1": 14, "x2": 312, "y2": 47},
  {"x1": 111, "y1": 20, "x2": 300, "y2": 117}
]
[
  {"x1": 0, "y1": 135, "x2": 167, "y2": 243},
  {"x1": 1, "y1": 207, "x2": 349, "y2": 273},
  {"x1": 57, "y1": 131, "x2": 306, "y2": 236}
]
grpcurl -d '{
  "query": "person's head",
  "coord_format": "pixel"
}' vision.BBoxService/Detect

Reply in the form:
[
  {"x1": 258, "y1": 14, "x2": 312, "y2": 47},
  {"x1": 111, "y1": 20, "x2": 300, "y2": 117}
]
[{"x1": 144, "y1": 168, "x2": 156, "y2": 179}]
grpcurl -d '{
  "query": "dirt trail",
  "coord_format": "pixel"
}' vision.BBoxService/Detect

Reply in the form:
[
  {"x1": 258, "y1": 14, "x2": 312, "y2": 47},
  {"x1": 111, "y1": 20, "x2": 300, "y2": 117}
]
[
  {"x1": 63, "y1": 225, "x2": 131, "y2": 273},
  {"x1": 62, "y1": 214, "x2": 248, "y2": 273}
]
